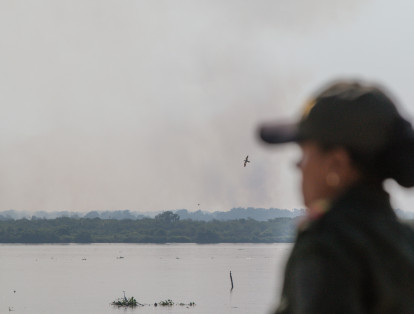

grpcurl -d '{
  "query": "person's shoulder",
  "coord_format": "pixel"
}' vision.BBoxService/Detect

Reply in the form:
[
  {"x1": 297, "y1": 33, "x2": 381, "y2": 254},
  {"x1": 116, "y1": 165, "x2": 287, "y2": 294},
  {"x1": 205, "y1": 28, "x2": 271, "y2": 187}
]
[
  {"x1": 294, "y1": 218, "x2": 342, "y2": 255},
  {"x1": 289, "y1": 221, "x2": 357, "y2": 274},
  {"x1": 294, "y1": 208, "x2": 361, "y2": 257}
]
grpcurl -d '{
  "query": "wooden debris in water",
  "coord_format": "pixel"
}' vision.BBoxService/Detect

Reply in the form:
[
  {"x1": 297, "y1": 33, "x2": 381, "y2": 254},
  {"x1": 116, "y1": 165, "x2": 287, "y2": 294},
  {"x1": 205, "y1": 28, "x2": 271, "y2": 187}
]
[{"x1": 230, "y1": 270, "x2": 234, "y2": 291}]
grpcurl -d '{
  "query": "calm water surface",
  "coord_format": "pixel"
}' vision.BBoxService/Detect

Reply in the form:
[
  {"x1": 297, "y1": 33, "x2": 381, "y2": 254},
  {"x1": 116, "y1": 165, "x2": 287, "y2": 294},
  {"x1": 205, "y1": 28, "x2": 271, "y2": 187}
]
[{"x1": 0, "y1": 243, "x2": 292, "y2": 314}]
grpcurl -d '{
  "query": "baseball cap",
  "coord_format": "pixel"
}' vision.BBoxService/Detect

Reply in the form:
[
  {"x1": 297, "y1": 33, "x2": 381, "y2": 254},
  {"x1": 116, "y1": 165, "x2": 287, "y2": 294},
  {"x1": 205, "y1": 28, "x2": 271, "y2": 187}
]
[
  {"x1": 258, "y1": 80, "x2": 414, "y2": 187},
  {"x1": 260, "y1": 81, "x2": 413, "y2": 153}
]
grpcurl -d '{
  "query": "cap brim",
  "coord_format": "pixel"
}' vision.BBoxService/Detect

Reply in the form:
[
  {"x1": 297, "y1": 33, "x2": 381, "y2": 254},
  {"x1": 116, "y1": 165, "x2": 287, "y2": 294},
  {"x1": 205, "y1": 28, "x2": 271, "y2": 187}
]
[{"x1": 258, "y1": 121, "x2": 300, "y2": 144}]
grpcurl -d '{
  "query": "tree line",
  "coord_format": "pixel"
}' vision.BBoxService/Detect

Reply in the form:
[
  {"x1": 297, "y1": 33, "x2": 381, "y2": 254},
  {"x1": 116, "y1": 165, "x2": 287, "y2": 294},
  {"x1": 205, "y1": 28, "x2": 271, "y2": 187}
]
[{"x1": 0, "y1": 211, "x2": 296, "y2": 243}]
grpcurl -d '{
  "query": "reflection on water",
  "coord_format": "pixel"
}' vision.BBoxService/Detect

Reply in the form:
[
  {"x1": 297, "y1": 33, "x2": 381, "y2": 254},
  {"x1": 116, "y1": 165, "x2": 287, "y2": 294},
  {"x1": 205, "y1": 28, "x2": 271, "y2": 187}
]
[{"x1": 0, "y1": 243, "x2": 292, "y2": 314}]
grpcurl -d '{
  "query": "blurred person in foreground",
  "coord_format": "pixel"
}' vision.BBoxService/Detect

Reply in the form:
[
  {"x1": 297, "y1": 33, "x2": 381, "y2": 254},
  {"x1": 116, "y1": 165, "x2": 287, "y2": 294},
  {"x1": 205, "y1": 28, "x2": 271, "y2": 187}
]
[{"x1": 259, "y1": 80, "x2": 414, "y2": 313}]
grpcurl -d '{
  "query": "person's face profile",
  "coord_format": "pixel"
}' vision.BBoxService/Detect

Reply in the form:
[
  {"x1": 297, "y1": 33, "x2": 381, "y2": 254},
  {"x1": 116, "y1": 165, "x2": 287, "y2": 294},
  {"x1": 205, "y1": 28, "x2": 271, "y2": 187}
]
[
  {"x1": 298, "y1": 140, "x2": 363, "y2": 209},
  {"x1": 297, "y1": 141, "x2": 337, "y2": 208}
]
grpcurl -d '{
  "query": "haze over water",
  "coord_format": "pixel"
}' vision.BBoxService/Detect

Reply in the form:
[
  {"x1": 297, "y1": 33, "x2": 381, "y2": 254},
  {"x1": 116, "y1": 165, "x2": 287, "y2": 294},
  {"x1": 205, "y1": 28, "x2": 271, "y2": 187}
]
[
  {"x1": 1, "y1": 243, "x2": 292, "y2": 314},
  {"x1": 1, "y1": 0, "x2": 414, "y2": 214}
]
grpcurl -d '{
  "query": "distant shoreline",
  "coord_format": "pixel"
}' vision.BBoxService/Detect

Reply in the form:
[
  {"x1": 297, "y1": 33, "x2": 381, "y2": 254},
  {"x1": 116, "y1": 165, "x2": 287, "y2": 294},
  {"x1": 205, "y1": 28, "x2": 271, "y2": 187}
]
[
  {"x1": 0, "y1": 207, "x2": 305, "y2": 221},
  {"x1": 0, "y1": 215, "x2": 297, "y2": 244}
]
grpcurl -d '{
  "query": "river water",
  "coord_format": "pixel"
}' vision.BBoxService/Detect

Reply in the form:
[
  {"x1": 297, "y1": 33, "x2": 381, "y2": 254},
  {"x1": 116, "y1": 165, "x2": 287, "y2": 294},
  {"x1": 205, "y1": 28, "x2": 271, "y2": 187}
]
[{"x1": 0, "y1": 243, "x2": 292, "y2": 314}]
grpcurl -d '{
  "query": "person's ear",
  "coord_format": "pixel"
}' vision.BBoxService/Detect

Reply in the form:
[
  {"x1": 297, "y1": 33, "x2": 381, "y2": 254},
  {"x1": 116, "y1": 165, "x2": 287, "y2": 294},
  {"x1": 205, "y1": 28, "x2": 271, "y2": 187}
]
[
  {"x1": 327, "y1": 148, "x2": 360, "y2": 187},
  {"x1": 329, "y1": 148, "x2": 352, "y2": 171}
]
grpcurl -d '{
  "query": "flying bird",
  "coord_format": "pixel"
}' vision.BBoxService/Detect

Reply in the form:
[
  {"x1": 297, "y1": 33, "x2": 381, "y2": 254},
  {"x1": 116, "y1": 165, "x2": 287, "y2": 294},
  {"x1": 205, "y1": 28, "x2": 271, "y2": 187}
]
[{"x1": 243, "y1": 155, "x2": 250, "y2": 167}]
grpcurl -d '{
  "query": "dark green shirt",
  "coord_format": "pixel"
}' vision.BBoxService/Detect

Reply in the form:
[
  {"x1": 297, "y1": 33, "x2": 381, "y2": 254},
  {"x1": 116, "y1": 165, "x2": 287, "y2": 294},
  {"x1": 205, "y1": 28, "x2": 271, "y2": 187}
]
[{"x1": 276, "y1": 185, "x2": 414, "y2": 314}]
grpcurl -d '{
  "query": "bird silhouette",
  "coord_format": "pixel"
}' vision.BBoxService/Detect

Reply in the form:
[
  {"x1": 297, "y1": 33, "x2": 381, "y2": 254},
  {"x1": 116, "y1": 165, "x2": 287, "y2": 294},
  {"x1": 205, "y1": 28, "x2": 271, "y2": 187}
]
[{"x1": 243, "y1": 155, "x2": 250, "y2": 167}]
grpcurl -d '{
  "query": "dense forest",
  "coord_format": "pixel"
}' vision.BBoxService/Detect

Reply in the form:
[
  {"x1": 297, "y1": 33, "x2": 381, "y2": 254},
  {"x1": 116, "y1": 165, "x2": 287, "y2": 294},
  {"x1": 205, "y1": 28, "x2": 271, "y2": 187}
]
[
  {"x1": 0, "y1": 207, "x2": 305, "y2": 221},
  {"x1": 0, "y1": 211, "x2": 296, "y2": 244}
]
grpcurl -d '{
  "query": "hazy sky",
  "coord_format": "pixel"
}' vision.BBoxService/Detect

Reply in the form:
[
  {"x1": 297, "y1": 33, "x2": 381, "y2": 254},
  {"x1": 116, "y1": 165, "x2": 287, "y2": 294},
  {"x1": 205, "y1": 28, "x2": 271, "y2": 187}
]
[{"x1": 1, "y1": 0, "x2": 414, "y2": 213}]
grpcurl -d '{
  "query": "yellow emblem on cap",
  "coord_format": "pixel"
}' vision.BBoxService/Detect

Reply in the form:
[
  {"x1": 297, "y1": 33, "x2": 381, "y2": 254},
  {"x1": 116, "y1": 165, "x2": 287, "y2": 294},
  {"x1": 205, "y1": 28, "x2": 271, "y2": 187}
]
[{"x1": 301, "y1": 99, "x2": 316, "y2": 119}]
